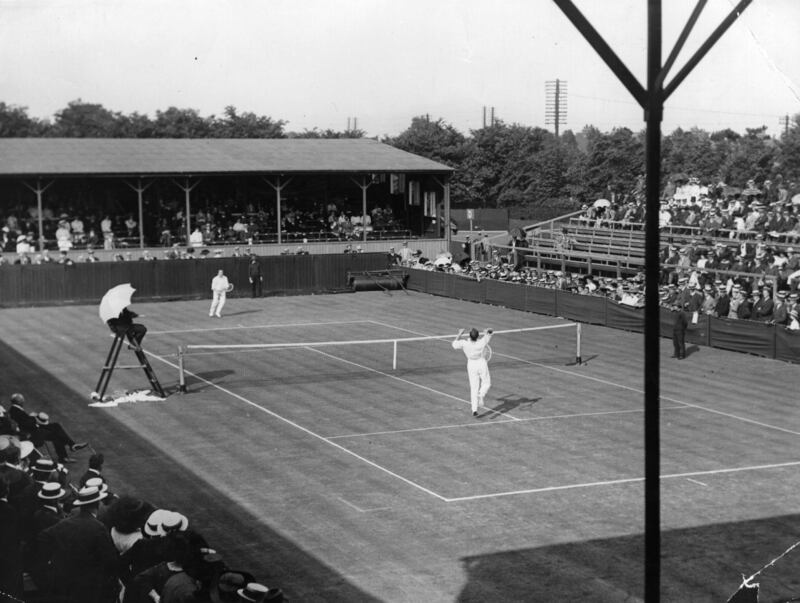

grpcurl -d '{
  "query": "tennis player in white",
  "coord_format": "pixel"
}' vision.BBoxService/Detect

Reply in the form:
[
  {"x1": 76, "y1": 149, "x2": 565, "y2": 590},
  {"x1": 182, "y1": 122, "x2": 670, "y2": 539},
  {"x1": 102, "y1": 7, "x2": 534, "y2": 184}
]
[
  {"x1": 209, "y1": 269, "x2": 230, "y2": 318},
  {"x1": 452, "y1": 327, "x2": 493, "y2": 416}
]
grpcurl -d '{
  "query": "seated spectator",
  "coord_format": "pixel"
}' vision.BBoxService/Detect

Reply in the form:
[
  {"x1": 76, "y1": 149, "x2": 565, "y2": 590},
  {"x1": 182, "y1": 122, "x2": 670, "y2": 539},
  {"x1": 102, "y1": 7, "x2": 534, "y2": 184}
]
[
  {"x1": 125, "y1": 215, "x2": 138, "y2": 238},
  {"x1": 189, "y1": 227, "x2": 204, "y2": 247},
  {"x1": 788, "y1": 309, "x2": 800, "y2": 330},
  {"x1": 107, "y1": 307, "x2": 147, "y2": 350},
  {"x1": 55, "y1": 220, "x2": 73, "y2": 252},
  {"x1": 7, "y1": 394, "x2": 88, "y2": 462}
]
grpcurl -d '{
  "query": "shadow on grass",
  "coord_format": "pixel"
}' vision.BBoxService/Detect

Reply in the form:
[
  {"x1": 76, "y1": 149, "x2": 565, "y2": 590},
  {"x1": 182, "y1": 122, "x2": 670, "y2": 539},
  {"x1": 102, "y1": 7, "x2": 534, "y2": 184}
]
[
  {"x1": 457, "y1": 515, "x2": 800, "y2": 602},
  {"x1": 0, "y1": 338, "x2": 380, "y2": 602}
]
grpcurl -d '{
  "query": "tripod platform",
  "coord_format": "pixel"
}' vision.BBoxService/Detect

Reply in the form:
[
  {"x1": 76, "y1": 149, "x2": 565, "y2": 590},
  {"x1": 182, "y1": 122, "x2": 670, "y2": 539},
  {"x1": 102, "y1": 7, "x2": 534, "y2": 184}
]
[{"x1": 93, "y1": 332, "x2": 165, "y2": 400}]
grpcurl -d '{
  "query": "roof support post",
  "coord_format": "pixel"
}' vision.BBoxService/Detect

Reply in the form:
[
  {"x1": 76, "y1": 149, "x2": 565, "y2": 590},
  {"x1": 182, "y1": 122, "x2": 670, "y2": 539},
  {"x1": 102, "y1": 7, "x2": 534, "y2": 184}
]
[
  {"x1": 124, "y1": 178, "x2": 153, "y2": 249},
  {"x1": 553, "y1": 2, "x2": 753, "y2": 601},
  {"x1": 22, "y1": 179, "x2": 54, "y2": 252},
  {"x1": 643, "y1": 4, "x2": 662, "y2": 601},
  {"x1": 350, "y1": 175, "x2": 374, "y2": 244},
  {"x1": 172, "y1": 178, "x2": 201, "y2": 247},
  {"x1": 264, "y1": 176, "x2": 293, "y2": 245}
]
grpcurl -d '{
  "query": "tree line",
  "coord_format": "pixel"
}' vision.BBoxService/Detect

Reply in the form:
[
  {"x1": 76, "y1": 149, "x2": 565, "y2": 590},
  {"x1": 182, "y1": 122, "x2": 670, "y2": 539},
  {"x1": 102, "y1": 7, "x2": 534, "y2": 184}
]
[{"x1": 2, "y1": 100, "x2": 799, "y2": 218}]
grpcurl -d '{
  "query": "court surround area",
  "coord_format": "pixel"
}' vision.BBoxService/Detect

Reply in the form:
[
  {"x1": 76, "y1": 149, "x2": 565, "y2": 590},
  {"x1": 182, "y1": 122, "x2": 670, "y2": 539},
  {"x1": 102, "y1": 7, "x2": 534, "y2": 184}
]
[{"x1": 2, "y1": 290, "x2": 799, "y2": 601}]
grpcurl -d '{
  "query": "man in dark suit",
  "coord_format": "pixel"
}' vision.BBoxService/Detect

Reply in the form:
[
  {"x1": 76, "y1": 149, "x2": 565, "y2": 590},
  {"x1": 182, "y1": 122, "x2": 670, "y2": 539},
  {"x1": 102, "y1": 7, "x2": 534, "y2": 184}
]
[
  {"x1": 8, "y1": 393, "x2": 87, "y2": 463},
  {"x1": 248, "y1": 255, "x2": 263, "y2": 298},
  {"x1": 714, "y1": 285, "x2": 731, "y2": 318},
  {"x1": 107, "y1": 307, "x2": 147, "y2": 349},
  {"x1": 671, "y1": 306, "x2": 688, "y2": 360},
  {"x1": 0, "y1": 476, "x2": 24, "y2": 601},
  {"x1": 773, "y1": 290, "x2": 789, "y2": 325},
  {"x1": 39, "y1": 485, "x2": 121, "y2": 603}
]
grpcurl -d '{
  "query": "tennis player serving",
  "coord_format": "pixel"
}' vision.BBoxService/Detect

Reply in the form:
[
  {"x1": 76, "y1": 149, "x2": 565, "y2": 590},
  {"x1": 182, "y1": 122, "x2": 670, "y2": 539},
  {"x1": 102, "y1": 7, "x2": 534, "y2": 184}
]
[{"x1": 451, "y1": 327, "x2": 493, "y2": 417}]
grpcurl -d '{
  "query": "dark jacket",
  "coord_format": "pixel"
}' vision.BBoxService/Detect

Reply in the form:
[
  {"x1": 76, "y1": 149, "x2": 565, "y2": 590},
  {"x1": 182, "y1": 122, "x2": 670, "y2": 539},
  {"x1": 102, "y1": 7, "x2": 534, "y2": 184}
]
[{"x1": 39, "y1": 510, "x2": 121, "y2": 603}]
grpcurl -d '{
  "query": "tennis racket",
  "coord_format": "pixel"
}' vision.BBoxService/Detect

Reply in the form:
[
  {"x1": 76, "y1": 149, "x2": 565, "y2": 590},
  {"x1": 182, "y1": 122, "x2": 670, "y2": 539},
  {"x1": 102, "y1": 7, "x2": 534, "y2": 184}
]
[
  {"x1": 226, "y1": 283, "x2": 234, "y2": 293},
  {"x1": 482, "y1": 345, "x2": 492, "y2": 362}
]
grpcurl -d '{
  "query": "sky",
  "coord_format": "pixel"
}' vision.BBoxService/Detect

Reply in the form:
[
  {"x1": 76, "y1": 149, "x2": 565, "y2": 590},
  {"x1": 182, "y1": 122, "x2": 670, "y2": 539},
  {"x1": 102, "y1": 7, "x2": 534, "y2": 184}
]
[{"x1": 1, "y1": 0, "x2": 799, "y2": 138}]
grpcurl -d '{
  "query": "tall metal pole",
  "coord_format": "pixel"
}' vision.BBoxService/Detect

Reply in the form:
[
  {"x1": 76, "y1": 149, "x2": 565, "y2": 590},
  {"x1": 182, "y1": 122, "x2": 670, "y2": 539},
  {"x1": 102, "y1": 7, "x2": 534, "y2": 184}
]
[
  {"x1": 644, "y1": 2, "x2": 662, "y2": 600},
  {"x1": 554, "y1": 79, "x2": 561, "y2": 137},
  {"x1": 36, "y1": 181, "x2": 45, "y2": 252},
  {"x1": 137, "y1": 179, "x2": 145, "y2": 249},
  {"x1": 362, "y1": 176, "x2": 368, "y2": 244}
]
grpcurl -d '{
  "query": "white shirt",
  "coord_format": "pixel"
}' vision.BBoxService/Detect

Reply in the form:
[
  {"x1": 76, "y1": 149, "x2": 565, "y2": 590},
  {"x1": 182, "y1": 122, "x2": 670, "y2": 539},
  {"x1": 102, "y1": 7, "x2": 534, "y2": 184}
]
[
  {"x1": 452, "y1": 333, "x2": 492, "y2": 360},
  {"x1": 211, "y1": 274, "x2": 229, "y2": 293}
]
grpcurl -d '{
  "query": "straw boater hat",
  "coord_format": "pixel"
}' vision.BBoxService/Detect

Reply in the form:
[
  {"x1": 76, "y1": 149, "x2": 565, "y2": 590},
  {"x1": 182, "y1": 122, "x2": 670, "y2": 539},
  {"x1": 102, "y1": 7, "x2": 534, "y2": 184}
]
[
  {"x1": 34, "y1": 412, "x2": 50, "y2": 426},
  {"x1": 38, "y1": 481, "x2": 67, "y2": 501},
  {"x1": 73, "y1": 485, "x2": 108, "y2": 506},
  {"x1": 84, "y1": 476, "x2": 109, "y2": 495}
]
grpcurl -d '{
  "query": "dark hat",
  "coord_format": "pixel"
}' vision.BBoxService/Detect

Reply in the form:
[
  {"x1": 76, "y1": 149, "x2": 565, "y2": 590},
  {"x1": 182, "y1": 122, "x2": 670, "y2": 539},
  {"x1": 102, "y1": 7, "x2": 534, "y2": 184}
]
[
  {"x1": 211, "y1": 570, "x2": 256, "y2": 603},
  {"x1": 237, "y1": 583, "x2": 270, "y2": 602},
  {"x1": 34, "y1": 411, "x2": 50, "y2": 426},
  {"x1": 38, "y1": 481, "x2": 67, "y2": 501},
  {"x1": 73, "y1": 485, "x2": 108, "y2": 506},
  {"x1": 31, "y1": 458, "x2": 56, "y2": 476}
]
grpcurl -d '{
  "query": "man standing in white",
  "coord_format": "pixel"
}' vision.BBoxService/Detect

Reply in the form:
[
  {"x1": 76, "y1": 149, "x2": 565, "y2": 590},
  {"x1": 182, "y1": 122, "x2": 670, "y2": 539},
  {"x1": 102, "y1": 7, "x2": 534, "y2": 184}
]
[
  {"x1": 209, "y1": 269, "x2": 230, "y2": 318},
  {"x1": 451, "y1": 327, "x2": 493, "y2": 416}
]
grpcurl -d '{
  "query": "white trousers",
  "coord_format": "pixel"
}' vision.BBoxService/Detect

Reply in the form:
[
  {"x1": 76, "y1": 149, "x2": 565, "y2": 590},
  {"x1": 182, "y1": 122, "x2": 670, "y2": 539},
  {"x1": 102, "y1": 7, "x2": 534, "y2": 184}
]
[
  {"x1": 466, "y1": 358, "x2": 491, "y2": 412},
  {"x1": 209, "y1": 291, "x2": 226, "y2": 316}
]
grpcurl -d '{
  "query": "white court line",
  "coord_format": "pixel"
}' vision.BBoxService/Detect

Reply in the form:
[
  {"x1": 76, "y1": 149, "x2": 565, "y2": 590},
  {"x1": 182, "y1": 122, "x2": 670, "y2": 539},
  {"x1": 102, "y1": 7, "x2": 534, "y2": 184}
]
[
  {"x1": 306, "y1": 347, "x2": 518, "y2": 420},
  {"x1": 327, "y1": 405, "x2": 691, "y2": 440},
  {"x1": 371, "y1": 320, "x2": 800, "y2": 438},
  {"x1": 144, "y1": 351, "x2": 450, "y2": 502},
  {"x1": 443, "y1": 460, "x2": 800, "y2": 503},
  {"x1": 686, "y1": 478, "x2": 708, "y2": 487},
  {"x1": 149, "y1": 319, "x2": 369, "y2": 335}
]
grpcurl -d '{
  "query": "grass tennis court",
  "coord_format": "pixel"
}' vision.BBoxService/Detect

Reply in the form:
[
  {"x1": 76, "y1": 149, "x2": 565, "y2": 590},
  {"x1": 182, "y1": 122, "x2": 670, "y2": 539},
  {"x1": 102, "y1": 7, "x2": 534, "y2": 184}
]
[{"x1": 2, "y1": 290, "x2": 799, "y2": 601}]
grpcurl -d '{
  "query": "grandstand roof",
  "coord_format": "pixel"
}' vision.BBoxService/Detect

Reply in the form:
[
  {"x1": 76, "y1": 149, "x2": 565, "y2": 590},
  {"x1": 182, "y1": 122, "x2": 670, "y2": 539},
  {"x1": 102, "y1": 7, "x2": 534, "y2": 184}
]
[{"x1": 0, "y1": 138, "x2": 454, "y2": 178}]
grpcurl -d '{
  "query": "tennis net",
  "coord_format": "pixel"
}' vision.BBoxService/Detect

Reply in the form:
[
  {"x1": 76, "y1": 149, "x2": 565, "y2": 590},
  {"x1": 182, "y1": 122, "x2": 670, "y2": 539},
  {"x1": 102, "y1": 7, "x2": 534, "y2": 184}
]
[{"x1": 175, "y1": 323, "x2": 581, "y2": 392}]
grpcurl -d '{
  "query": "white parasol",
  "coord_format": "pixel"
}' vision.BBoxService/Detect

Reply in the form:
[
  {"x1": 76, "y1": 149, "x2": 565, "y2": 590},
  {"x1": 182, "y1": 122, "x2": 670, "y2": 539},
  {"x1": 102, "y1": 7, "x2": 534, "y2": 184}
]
[
  {"x1": 593, "y1": 198, "x2": 611, "y2": 208},
  {"x1": 792, "y1": 193, "x2": 800, "y2": 205},
  {"x1": 99, "y1": 283, "x2": 136, "y2": 323}
]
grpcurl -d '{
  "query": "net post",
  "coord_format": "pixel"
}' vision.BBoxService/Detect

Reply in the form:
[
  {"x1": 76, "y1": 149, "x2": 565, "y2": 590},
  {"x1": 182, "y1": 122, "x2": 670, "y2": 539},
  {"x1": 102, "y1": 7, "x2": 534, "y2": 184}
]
[
  {"x1": 393, "y1": 340, "x2": 398, "y2": 370},
  {"x1": 178, "y1": 346, "x2": 187, "y2": 393},
  {"x1": 576, "y1": 323, "x2": 582, "y2": 365}
]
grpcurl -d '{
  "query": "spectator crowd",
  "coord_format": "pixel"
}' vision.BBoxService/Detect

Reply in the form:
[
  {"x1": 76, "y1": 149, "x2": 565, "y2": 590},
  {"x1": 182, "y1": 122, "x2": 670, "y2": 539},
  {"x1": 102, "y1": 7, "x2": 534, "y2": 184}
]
[
  {"x1": 1, "y1": 393, "x2": 283, "y2": 603},
  {"x1": 0, "y1": 194, "x2": 409, "y2": 265}
]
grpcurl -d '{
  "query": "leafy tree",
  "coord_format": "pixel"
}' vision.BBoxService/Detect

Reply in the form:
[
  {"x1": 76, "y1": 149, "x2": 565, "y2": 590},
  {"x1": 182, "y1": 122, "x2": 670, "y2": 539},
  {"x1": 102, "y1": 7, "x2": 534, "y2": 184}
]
[
  {"x1": 717, "y1": 126, "x2": 778, "y2": 186},
  {"x1": 385, "y1": 115, "x2": 468, "y2": 167},
  {"x1": 287, "y1": 127, "x2": 365, "y2": 139},
  {"x1": 0, "y1": 102, "x2": 47, "y2": 137},
  {"x1": 582, "y1": 127, "x2": 644, "y2": 198},
  {"x1": 212, "y1": 105, "x2": 286, "y2": 138},
  {"x1": 51, "y1": 100, "x2": 124, "y2": 137},
  {"x1": 776, "y1": 113, "x2": 800, "y2": 183},
  {"x1": 153, "y1": 107, "x2": 213, "y2": 138}
]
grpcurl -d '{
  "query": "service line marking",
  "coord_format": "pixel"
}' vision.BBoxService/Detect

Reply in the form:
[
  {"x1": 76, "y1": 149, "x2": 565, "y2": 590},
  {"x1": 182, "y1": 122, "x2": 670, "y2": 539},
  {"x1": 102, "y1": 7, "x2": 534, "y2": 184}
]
[
  {"x1": 306, "y1": 346, "x2": 518, "y2": 421},
  {"x1": 443, "y1": 460, "x2": 800, "y2": 503},
  {"x1": 145, "y1": 351, "x2": 450, "y2": 502},
  {"x1": 686, "y1": 478, "x2": 708, "y2": 487},
  {"x1": 370, "y1": 320, "x2": 800, "y2": 438},
  {"x1": 337, "y1": 497, "x2": 392, "y2": 513},
  {"x1": 327, "y1": 405, "x2": 690, "y2": 440}
]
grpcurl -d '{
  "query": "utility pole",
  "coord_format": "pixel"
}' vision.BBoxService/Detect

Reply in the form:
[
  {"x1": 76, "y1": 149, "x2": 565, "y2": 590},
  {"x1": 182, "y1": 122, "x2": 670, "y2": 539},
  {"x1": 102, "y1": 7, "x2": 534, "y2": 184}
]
[
  {"x1": 482, "y1": 106, "x2": 487, "y2": 128},
  {"x1": 779, "y1": 114, "x2": 790, "y2": 137},
  {"x1": 545, "y1": 79, "x2": 568, "y2": 137},
  {"x1": 490, "y1": 106, "x2": 496, "y2": 127}
]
